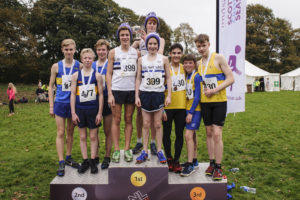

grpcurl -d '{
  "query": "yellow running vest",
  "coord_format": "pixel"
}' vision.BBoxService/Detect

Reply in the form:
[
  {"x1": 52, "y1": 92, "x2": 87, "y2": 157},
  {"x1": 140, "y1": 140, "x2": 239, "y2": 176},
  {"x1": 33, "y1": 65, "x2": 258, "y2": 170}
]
[
  {"x1": 164, "y1": 63, "x2": 186, "y2": 109},
  {"x1": 198, "y1": 52, "x2": 227, "y2": 103}
]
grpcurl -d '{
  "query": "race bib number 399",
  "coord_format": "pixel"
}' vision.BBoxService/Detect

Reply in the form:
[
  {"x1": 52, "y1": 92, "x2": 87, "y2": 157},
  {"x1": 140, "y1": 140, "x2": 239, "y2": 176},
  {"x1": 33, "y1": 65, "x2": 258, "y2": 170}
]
[
  {"x1": 121, "y1": 59, "x2": 136, "y2": 77},
  {"x1": 143, "y1": 72, "x2": 163, "y2": 89}
]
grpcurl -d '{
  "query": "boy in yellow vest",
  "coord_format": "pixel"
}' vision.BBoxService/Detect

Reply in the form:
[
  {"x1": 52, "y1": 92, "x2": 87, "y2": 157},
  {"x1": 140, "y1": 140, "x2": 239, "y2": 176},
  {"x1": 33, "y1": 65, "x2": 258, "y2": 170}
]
[{"x1": 195, "y1": 34, "x2": 234, "y2": 180}]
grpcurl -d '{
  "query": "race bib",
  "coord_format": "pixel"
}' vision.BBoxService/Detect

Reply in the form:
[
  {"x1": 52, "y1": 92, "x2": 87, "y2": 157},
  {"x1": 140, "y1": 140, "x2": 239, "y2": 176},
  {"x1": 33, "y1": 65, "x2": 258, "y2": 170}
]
[
  {"x1": 79, "y1": 84, "x2": 96, "y2": 102},
  {"x1": 143, "y1": 72, "x2": 163, "y2": 88},
  {"x1": 121, "y1": 58, "x2": 137, "y2": 77},
  {"x1": 62, "y1": 75, "x2": 72, "y2": 91},
  {"x1": 172, "y1": 74, "x2": 186, "y2": 92},
  {"x1": 203, "y1": 77, "x2": 218, "y2": 93},
  {"x1": 186, "y1": 83, "x2": 193, "y2": 99}
]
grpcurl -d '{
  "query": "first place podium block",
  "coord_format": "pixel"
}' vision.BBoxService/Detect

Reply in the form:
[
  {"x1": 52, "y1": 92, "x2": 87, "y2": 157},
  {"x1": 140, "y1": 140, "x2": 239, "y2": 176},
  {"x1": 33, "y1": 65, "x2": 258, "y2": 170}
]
[{"x1": 50, "y1": 151, "x2": 227, "y2": 200}]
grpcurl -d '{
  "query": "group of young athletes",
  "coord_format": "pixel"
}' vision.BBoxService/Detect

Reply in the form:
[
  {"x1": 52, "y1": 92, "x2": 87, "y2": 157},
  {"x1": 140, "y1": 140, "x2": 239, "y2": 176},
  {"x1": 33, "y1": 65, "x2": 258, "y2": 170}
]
[{"x1": 49, "y1": 12, "x2": 234, "y2": 181}]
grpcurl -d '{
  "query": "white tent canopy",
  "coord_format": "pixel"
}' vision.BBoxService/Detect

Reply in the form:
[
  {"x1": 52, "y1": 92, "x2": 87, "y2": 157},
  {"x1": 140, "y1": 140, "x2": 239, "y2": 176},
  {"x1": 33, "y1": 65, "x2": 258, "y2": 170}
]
[
  {"x1": 281, "y1": 68, "x2": 300, "y2": 91},
  {"x1": 245, "y1": 60, "x2": 269, "y2": 92},
  {"x1": 245, "y1": 60, "x2": 270, "y2": 77}
]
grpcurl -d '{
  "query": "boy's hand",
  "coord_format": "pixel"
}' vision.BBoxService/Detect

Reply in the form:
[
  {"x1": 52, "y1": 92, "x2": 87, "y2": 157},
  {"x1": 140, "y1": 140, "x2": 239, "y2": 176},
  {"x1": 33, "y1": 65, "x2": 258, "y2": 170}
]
[
  {"x1": 135, "y1": 97, "x2": 141, "y2": 107},
  {"x1": 95, "y1": 113, "x2": 102, "y2": 126},
  {"x1": 186, "y1": 113, "x2": 193, "y2": 124},
  {"x1": 108, "y1": 94, "x2": 115, "y2": 107},
  {"x1": 49, "y1": 107, "x2": 55, "y2": 118},
  {"x1": 162, "y1": 110, "x2": 167, "y2": 121},
  {"x1": 165, "y1": 96, "x2": 171, "y2": 107},
  {"x1": 72, "y1": 113, "x2": 80, "y2": 125}
]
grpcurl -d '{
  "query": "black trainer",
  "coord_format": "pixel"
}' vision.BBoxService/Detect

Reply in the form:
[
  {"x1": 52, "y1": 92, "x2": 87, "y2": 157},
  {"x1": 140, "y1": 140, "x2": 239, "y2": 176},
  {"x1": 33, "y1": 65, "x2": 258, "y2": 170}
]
[
  {"x1": 132, "y1": 143, "x2": 143, "y2": 154},
  {"x1": 150, "y1": 143, "x2": 157, "y2": 155},
  {"x1": 65, "y1": 157, "x2": 80, "y2": 169},
  {"x1": 78, "y1": 159, "x2": 89, "y2": 174},
  {"x1": 95, "y1": 157, "x2": 100, "y2": 165},
  {"x1": 57, "y1": 161, "x2": 65, "y2": 177},
  {"x1": 101, "y1": 157, "x2": 111, "y2": 169},
  {"x1": 90, "y1": 159, "x2": 98, "y2": 174}
]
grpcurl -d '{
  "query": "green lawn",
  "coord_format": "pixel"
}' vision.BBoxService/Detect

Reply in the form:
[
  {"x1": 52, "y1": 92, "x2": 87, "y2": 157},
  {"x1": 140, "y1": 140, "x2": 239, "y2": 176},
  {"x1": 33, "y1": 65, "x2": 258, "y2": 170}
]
[{"x1": 0, "y1": 84, "x2": 299, "y2": 200}]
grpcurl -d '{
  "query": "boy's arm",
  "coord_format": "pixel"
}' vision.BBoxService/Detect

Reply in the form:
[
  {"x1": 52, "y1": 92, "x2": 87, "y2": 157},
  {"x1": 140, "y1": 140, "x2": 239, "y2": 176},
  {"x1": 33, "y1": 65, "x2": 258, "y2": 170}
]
[
  {"x1": 188, "y1": 74, "x2": 201, "y2": 115},
  {"x1": 70, "y1": 72, "x2": 80, "y2": 125},
  {"x1": 48, "y1": 63, "x2": 58, "y2": 117},
  {"x1": 163, "y1": 56, "x2": 171, "y2": 106},
  {"x1": 131, "y1": 40, "x2": 140, "y2": 49},
  {"x1": 204, "y1": 54, "x2": 234, "y2": 97},
  {"x1": 158, "y1": 38, "x2": 165, "y2": 55},
  {"x1": 95, "y1": 72, "x2": 103, "y2": 125},
  {"x1": 106, "y1": 49, "x2": 115, "y2": 107},
  {"x1": 135, "y1": 58, "x2": 142, "y2": 107}
]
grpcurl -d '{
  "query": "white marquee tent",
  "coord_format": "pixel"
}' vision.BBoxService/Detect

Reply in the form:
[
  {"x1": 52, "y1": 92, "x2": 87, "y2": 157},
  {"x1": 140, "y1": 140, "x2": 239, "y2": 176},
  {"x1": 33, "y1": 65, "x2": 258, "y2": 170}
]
[
  {"x1": 245, "y1": 60, "x2": 280, "y2": 92},
  {"x1": 280, "y1": 68, "x2": 300, "y2": 91}
]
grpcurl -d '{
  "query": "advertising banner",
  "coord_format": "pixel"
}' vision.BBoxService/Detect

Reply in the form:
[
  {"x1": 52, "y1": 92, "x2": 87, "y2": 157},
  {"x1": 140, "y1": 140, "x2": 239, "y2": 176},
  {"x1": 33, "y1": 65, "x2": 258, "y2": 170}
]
[{"x1": 218, "y1": 0, "x2": 247, "y2": 113}]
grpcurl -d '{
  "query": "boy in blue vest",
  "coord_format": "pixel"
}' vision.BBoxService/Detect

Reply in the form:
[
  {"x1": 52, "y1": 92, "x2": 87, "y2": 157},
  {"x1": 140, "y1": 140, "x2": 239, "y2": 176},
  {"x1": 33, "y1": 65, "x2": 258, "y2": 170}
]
[
  {"x1": 70, "y1": 48, "x2": 104, "y2": 174},
  {"x1": 49, "y1": 39, "x2": 81, "y2": 176}
]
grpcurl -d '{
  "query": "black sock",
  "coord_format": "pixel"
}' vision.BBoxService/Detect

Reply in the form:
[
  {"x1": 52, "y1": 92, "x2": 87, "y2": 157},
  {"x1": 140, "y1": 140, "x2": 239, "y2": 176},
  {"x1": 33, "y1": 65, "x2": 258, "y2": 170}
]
[
  {"x1": 210, "y1": 159, "x2": 215, "y2": 166},
  {"x1": 215, "y1": 163, "x2": 222, "y2": 169}
]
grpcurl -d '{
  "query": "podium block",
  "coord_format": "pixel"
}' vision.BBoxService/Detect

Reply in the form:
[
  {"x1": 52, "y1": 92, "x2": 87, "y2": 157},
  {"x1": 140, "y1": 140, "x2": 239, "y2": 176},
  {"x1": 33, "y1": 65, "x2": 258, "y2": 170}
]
[{"x1": 50, "y1": 150, "x2": 227, "y2": 200}]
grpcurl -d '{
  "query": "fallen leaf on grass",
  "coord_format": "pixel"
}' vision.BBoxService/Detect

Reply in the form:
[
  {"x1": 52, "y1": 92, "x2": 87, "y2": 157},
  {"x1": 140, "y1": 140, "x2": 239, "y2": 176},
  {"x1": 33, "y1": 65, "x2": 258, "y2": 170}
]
[{"x1": 0, "y1": 189, "x2": 4, "y2": 193}]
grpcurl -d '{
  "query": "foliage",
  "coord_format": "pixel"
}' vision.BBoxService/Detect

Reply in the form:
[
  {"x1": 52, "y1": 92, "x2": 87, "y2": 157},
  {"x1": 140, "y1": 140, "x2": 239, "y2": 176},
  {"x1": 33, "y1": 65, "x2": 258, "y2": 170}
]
[
  {"x1": 173, "y1": 23, "x2": 197, "y2": 54},
  {"x1": 0, "y1": 0, "x2": 38, "y2": 83},
  {"x1": 246, "y1": 4, "x2": 300, "y2": 73},
  {"x1": 30, "y1": 0, "x2": 142, "y2": 82},
  {"x1": 0, "y1": 84, "x2": 299, "y2": 199}
]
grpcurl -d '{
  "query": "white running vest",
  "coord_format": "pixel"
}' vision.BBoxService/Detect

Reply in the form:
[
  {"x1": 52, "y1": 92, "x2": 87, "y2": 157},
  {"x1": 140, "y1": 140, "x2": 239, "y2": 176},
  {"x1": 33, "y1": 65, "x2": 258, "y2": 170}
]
[
  {"x1": 139, "y1": 54, "x2": 165, "y2": 92},
  {"x1": 112, "y1": 46, "x2": 138, "y2": 91}
]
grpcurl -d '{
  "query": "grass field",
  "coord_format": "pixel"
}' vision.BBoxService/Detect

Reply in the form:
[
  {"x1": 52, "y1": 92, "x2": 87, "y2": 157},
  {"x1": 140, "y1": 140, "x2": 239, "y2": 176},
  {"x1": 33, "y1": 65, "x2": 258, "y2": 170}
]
[{"x1": 0, "y1": 84, "x2": 299, "y2": 200}]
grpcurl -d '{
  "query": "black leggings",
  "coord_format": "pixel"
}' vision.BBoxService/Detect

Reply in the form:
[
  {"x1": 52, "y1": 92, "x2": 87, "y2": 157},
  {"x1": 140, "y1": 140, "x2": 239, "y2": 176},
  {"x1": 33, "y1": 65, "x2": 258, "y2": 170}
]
[
  {"x1": 9, "y1": 100, "x2": 14, "y2": 113},
  {"x1": 163, "y1": 109, "x2": 186, "y2": 162}
]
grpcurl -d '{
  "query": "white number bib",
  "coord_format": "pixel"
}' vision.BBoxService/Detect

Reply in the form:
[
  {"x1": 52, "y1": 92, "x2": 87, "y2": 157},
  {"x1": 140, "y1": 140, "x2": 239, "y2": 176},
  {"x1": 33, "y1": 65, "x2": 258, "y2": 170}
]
[
  {"x1": 186, "y1": 83, "x2": 193, "y2": 99},
  {"x1": 121, "y1": 59, "x2": 137, "y2": 77},
  {"x1": 143, "y1": 72, "x2": 163, "y2": 88},
  {"x1": 203, "y1": 77, "x2": 218, "y2": 93},
  {"x1": 172, "y1": 74, "x2": 186, "y2": 92},
  {"x1": 62, "y1": 75, "x2": 72, "y2": 91},
  {"x1": 79, "y1": 84, "x2": 96, "y2": 102}
]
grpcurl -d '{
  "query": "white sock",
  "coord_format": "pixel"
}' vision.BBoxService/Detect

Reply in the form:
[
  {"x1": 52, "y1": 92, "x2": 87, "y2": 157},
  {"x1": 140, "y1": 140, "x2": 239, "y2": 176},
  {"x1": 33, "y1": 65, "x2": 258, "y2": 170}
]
[{"x1": 137, "y1": 138, "x2": 142, "y2": 143}]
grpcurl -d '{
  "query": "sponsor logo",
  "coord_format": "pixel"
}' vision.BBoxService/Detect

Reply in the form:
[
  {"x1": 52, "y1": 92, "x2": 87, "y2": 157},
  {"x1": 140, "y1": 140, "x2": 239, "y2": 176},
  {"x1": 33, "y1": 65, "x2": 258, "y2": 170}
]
[
  {"x1": 71, "y1": 187, "x2": 87, "y2": 200},
  {"x1": 128, "y1": 190, "x2": 150, "y2": 200}
]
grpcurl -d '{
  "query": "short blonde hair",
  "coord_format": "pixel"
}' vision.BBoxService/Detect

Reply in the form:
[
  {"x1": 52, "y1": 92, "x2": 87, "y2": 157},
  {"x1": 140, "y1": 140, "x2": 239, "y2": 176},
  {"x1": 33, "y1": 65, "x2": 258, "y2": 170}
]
[
  {"x1": 80, "y1": 48, "x2": 96, "y2": 59},
  {"x1": 95, "y1": 39, "x2": 110, "y2": 50},
  {"x1": 61, "y1": 39, "x2": 76, "y2": 48}
]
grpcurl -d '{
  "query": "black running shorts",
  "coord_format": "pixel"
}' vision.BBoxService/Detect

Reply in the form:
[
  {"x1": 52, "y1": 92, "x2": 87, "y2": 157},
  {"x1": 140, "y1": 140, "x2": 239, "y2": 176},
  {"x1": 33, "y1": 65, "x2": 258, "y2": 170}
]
[{"x1": 200, "y1": 102, "x2": 227, "y2": 126}]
